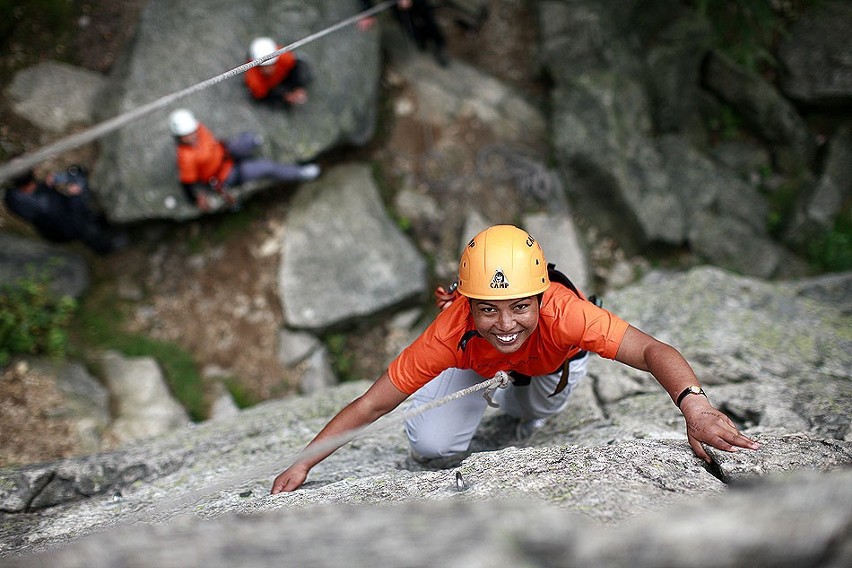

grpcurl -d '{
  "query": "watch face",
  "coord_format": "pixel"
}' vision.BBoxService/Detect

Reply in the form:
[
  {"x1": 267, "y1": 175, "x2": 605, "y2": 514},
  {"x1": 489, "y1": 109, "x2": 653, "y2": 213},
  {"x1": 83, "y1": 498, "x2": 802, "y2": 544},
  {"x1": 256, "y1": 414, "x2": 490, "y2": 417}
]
[{"x1": 690, "y1": 386, "x2": 702, "y2": 394}]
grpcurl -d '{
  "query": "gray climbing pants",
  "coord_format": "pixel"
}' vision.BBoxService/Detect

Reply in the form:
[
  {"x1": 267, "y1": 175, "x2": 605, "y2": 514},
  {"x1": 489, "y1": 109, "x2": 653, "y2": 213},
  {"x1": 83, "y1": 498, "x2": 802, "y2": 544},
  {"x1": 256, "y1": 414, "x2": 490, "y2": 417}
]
[{"x1": 404, "y1": 352, "x2": 591, "y2": 459}]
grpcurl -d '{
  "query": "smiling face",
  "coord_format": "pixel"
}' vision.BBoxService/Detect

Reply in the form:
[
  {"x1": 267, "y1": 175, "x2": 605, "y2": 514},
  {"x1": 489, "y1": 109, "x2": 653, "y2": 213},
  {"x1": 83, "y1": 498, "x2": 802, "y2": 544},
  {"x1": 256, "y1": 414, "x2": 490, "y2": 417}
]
[{"x1": 470, "y1": 295, "x2": 540, "y2": 354}]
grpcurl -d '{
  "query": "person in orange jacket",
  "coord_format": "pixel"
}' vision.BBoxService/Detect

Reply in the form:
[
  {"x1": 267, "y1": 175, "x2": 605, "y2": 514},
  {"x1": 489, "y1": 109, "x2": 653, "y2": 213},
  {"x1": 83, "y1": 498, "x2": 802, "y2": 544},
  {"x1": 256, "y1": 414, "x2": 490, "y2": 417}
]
[
  {"x1": 169, "y1": 109, "x2": 320, "y2": 211},
  {"x1": 244, "y1": 37, "x2": 313, "y2": 107},
  {"x1": 270, "y1": 224, "x2": 759, "y2": 493}
]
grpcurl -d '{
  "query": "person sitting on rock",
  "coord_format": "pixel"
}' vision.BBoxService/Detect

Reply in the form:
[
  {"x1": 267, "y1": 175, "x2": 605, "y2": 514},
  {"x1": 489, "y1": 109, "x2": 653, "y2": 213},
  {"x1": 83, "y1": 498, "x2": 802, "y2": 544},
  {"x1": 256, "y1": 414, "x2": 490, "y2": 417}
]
[
  {"x1": 3, "y1": 165, "x2": 127, "y2": 255},
  {"x1": 244, "y1": 36, "x2": 313, "y2": 107},
  {"x1": 168, "y1": 108, "x2": 320, "y2": 212},
  {"x1": 271, "y1": 224, "x2": 760, "y2": 493}
]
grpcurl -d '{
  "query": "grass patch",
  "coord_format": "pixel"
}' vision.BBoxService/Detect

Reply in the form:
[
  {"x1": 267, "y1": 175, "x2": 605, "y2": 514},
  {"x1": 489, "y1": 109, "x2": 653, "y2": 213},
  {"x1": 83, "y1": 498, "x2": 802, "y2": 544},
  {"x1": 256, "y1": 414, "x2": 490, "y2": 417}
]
[
  {"x1": 75, "y1": 293, "x2": 207, "y2": 422},
  {"x1": 223, "y1": 376, "x2": 262, "y2": 409}
]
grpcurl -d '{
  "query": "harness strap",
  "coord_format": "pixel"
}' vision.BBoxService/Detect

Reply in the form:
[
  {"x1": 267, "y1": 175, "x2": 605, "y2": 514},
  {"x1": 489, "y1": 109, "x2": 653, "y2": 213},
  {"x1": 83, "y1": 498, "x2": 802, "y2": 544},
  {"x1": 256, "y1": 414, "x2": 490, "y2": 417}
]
[{"x1": 457, "y1": 329, "x2": 480, "y2": 351}]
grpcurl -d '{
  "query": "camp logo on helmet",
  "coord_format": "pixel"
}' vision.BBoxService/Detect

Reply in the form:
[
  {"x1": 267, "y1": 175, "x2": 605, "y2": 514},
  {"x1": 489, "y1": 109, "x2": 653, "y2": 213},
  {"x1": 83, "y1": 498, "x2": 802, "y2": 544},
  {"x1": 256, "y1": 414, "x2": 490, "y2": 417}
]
[{"x1": 489, "y1": 269, "x2": 509, "y2": 290}]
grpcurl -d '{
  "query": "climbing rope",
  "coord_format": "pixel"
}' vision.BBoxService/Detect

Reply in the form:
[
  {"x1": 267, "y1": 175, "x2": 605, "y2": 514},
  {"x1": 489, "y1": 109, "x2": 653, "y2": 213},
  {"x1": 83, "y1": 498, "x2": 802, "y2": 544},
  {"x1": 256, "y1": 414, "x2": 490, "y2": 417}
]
[
  {"x1": 0, "y1": 1, "x2": 397, "y2": 184},
  {"x1": 140, "y1": 371, "x2": 513, "y2": 523}
]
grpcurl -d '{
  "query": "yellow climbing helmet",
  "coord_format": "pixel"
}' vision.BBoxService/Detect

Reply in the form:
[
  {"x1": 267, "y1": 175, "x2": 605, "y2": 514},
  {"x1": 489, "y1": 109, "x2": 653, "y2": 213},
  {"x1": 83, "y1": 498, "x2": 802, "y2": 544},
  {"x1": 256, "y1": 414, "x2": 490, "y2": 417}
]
[{"x1": 457, "y1": 225, "x2": 550, "y2": 300}]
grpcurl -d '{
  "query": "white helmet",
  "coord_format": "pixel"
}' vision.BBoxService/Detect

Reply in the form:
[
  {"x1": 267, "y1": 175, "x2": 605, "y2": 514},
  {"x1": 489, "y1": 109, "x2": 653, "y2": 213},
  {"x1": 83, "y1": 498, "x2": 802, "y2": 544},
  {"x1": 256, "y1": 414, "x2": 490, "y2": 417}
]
[
  {"x1": 250, "y1": 36, "x2": 278, "y2": 66},
  {"x1": 168, "y1": 108, "x2": 199, "y2": 137}
]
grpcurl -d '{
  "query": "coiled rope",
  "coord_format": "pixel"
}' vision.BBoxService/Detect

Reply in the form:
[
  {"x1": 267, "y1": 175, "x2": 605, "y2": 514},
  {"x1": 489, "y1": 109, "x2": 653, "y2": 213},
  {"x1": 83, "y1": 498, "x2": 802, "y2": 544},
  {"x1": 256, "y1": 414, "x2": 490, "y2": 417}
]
[
  {"x1": 141, "y1": 371, "x2": 513, "y2": 523},
  {"x1": 0, "y1": 1, "x2": 396, "y2": 184}
]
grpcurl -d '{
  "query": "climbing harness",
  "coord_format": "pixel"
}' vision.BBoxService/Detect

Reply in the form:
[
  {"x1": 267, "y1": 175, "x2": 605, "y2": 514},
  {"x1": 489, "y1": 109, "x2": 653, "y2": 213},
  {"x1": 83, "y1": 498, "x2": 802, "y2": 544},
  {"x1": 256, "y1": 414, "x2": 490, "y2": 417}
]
[{"x1": 0, "y1": 1, "x2": 397, "y2": 183}]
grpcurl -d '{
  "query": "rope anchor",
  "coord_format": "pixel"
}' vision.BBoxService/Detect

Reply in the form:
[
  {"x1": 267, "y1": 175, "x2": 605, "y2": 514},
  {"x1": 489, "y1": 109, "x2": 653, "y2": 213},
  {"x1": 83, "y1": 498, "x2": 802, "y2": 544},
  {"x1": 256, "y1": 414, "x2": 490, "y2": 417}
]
[
  {"x1": 455, "y1": 470, "x2": 467, "y2": 491},
  {"x1": 482, "y1": 370, "x2": 512, "y2": 408}
]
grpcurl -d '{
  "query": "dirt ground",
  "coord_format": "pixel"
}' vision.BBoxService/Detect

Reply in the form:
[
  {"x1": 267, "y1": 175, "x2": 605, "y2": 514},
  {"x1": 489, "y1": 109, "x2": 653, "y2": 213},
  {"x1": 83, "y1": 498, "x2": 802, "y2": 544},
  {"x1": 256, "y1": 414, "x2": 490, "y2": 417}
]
[{"x1": 0, "y1": 1, "x2": 547, "y2": 464}]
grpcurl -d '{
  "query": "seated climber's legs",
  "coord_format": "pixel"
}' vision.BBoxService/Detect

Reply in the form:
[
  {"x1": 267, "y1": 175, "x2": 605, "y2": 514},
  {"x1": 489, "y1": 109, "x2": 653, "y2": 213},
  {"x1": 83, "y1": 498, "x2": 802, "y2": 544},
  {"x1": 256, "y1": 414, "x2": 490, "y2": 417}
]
[
  {"x1": 233, "y1": 158, "x2": 318, "y2": 184},
  {"x1": 404, "y1": 367, "x2": 489, "y2": 461}
]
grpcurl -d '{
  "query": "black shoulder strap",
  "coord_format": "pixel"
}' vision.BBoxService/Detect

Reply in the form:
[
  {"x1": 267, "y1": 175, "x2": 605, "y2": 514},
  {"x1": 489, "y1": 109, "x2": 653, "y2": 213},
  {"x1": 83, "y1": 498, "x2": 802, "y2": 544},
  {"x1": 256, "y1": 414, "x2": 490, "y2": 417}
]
[
  {"x1": 457, "y1": 329, "x2": 481, "y2": 352},
  {"x1": 547, "y1": 263, "x2": 601, "y2": 307},
  {"x1": 547, "y1": 263, "x2": 582, "y2": 297},
  {"x1": 546, "y1": 263, "x2": 600, "y2": 397}
]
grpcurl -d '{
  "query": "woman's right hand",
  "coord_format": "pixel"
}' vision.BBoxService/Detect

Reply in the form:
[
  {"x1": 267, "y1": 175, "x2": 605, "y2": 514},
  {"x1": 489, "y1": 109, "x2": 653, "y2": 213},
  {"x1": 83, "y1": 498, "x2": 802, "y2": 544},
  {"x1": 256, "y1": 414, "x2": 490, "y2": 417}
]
[{"x1": 270, "y1": 462, "x2": 310, "y2": 494}]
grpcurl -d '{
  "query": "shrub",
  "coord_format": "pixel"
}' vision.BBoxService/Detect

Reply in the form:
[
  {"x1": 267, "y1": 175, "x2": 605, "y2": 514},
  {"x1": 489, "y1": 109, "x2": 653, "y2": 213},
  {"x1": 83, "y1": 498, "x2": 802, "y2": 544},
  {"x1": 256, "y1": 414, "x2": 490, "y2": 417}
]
[
  {"x1": 808, "y1": 209, "x2": 852, "y2": 272},
  {"x1": 0, "y1": 272, "x2": 77, "y2": 366}
]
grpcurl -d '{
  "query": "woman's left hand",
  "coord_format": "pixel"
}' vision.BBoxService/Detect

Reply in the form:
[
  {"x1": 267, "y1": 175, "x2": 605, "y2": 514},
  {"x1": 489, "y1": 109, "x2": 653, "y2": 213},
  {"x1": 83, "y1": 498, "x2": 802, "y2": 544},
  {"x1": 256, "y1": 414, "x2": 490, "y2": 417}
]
[{"x1": 680, "y1": 396, "x2": 760, "y2": 462}]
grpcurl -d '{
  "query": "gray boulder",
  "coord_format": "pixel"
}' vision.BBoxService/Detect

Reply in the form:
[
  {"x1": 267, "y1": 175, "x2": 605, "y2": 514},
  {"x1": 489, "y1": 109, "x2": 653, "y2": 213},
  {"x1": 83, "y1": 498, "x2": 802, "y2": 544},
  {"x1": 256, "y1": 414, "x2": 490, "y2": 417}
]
[
  {"x1": 702, "y1": 50, "x2": 817, "y2": 173},
  {"x1": 0, "y1": 233, "x2": 89, "y2": 298},
  {"x1": 777, "y1": 0, "x2": 852, "y2": 107},
  {"x1": 784, "y1": 125, "x2": 852, "y2": 249},
  {"x1": 3, "y1": 468, "x2": 851, "y2": 568},
  {"x1": 24, "y1": 358, "x2": 111, "y2": 455},
  {"x1": 523, "y1": 212, "x2": 591, "y2": 293},
  {"x1": 279, "y1": 163, "x2": 428, "y2": 332},
  {"x1": 90, "y1": 0, "x2": 381, "y2": 223},
  {"x1": 98, "y1": 351, "x2": 190, "y2": 445},
  {"x1": 0, "y1": 266, "x2": 849, "y2": 563},
  {"x1": 540, "y1": 1, "x2": 810, "y2": 278},
  {"x1": 5, "y1": 61, "x2": 108, "y2": 133}
]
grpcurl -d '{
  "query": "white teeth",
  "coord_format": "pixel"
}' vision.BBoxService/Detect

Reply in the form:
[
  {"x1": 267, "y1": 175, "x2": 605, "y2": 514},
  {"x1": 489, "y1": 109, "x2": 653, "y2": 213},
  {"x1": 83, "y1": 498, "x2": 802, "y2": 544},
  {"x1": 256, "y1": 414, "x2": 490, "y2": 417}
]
[{"x1": 496, "y1": 333, "x2": 518, "y2": 343}]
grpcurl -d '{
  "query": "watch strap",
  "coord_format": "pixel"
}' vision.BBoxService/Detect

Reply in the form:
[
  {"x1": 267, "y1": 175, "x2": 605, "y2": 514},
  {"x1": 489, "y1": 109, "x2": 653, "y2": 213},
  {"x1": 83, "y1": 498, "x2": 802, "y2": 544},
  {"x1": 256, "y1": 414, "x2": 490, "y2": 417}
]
[{"x1": 676, "y1": 386, "x2": 706, "y2": 408}]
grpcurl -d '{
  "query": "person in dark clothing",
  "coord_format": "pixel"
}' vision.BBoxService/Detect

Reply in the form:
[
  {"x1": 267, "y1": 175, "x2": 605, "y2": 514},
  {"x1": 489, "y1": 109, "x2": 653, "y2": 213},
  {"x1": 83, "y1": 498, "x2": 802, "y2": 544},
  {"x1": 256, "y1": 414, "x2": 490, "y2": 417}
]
[
  {"x1": 3, "y1": 166, "x2": 127, "y2": 255},
  {"x1": 358, "y1": 0, "x2": 449, "y2": 67}
]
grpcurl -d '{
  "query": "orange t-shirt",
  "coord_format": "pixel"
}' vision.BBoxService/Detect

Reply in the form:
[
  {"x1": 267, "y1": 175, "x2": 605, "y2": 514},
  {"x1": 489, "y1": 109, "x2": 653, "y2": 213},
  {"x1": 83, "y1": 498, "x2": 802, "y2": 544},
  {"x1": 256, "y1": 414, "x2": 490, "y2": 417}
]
[
  {"x1": 244, "y1": 50, "x2": 298, "y2": 99},
  {"x1": 175, "y1": 124, "x2": 233, "y2": 186},
  {"x1": 388, "y1": 284, "x2": 629, "y2": 394}
]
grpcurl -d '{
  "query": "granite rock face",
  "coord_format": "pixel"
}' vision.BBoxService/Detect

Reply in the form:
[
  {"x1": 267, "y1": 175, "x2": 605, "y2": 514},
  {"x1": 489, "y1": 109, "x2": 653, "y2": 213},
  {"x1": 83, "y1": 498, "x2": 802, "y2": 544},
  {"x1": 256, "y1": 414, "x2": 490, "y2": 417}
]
[{"x1": 1, "y1": 267, "x2": 850, "y2": 565}]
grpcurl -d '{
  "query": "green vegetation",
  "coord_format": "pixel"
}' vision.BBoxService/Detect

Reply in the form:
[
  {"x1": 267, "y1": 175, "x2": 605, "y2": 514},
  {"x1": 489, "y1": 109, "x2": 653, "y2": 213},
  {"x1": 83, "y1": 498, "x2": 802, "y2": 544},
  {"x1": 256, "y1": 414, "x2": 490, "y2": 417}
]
[
  {"x1": 0, "y1": 270, "x2": 77, "y2": 366},
  {"x1": 223, "y1": 376, "x2": 262, "y2": 409},
  {"x1": 76, "y1": 294, "x2": 207, "y2": 421},
  {"x1": 325, "y1": 332, "x2": 357, "y2": 382},
  {"x1": 691, "y1": 0, "x2": 820, "y2": 73},
  {"x1": 707, "y1": 103, "x2": 746, "y2": 142},
  {"x1": 766, "y1": 177, "x2": 803, "y2": 236},
  {"x1": 808, "y1": 207, "x2": 852, "y2": 272}
]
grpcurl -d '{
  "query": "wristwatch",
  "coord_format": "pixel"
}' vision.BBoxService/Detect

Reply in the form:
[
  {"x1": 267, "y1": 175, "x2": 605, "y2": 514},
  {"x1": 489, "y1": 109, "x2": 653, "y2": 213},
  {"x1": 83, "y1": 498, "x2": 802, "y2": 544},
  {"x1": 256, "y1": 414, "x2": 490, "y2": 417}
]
[{"x1": 676, "y1": 385, "x2": 706, "y2": 408}]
